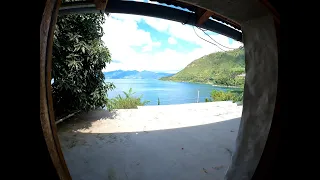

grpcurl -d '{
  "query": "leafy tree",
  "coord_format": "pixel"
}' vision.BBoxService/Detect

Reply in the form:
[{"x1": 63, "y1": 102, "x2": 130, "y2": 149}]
[{"x1": 52, "y1": 13, "x2": 114, "y2": 118}]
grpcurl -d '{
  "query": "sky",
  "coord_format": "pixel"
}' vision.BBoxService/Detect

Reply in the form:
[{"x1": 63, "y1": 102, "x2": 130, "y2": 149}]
[{"x1": 101, "y1": 0, "x2": 243, "y2": 73}]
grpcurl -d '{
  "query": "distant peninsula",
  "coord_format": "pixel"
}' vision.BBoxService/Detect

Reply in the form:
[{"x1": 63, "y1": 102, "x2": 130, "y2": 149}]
[{"x1": 160, "y1": 47, "x2": 245, "y2": 87}]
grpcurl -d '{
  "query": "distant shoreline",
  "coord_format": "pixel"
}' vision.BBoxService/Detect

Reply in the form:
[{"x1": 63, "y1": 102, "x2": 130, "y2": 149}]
[
  {"x1": 210, "y1": 84, "x2": 242, "y2": 88},
  {"x1": 159, "y1": 79, "x2": 242, "y2": 89},
  {"x1": 106, "y1": 78, "x2": 243, "y2": 89}
]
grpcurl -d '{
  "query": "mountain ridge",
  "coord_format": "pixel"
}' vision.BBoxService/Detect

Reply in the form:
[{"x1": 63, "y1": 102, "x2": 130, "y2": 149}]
[
  {"x1": 160, "y1": 47, "x2": 245, "y2": 87},
  {"x1": 104, "y1": 70, "x2": 173, "y2": 79}
]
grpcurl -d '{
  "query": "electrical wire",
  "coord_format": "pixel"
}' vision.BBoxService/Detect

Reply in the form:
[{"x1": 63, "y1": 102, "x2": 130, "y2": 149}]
[
  {"x1": 192, "y1": 25, "x2": 226, "y2": 52},
  {"x1": 184, "y1": 13, "x2": 240, "y2": 51},
  {"x1": 197, "y1": 26, "x2": 239, "y2": 50}
]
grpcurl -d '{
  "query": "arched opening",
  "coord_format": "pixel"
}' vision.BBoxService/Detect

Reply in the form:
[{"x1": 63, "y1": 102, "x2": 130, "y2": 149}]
[{"x1": 40, "y1": 0, "x2": 280, "y2": 179}]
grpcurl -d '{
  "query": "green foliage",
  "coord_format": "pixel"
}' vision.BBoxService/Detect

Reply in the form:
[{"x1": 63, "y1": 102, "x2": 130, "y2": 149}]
[
  {"x1": 210, "y1": 90, "x2": 237, "y2": 101},
  {"x1": 52, "y1": 13, "x2": 115, "y2": 118},
  {"x1": 157, "y1": 97, "x2": 160, "y2": 105},
  {"x1": 160, "y1": 48, "x2": 245, "y2": 87},
  {"x1": 205, "y1": 98, "x2": 212, "y2": 102},
  {"x1": 109, "y1": 88, "x2": 150, "y2": 109},
  {"x1": 230, "y1": 88, "x2": 244, "y2": 102},
  {"x1": 208, "y1": 89, "x2": 244, "y2": 103}
]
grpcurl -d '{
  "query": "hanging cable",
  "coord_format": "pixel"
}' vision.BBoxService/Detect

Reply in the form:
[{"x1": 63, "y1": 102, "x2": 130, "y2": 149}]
[
  {"x1": 196, "y1": 26, "x2": 239, "y2": 50},
  {"x1": 181, "y1": 13, "x2": 239, "y2": 51},
  {"x1": 192, "y1": 25, "x2": 226, "y2": 52}
]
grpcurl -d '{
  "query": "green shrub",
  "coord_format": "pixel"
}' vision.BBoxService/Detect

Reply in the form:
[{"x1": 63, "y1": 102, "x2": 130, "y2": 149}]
[
  {"x1": 230, "y1": 89, "x2": 244, "y2": 102},
  {"x1": 108, "y1": 88, "x2": 149, "y2": 109},
  {"x1": 205, "y1": 98, "x2": 212, "y2": 102},
  {"x1": 210, "y1": 89, "x2": 243, "y2": 103}
]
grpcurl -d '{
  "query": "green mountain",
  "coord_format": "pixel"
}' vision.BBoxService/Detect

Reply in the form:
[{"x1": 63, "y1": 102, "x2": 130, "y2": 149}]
[
  {"x1": 160, "y1": 47, "x2": 245, "y2": 87},
  {"x1": 104, "y1": 70, "x2": 173, "y2": 79}
]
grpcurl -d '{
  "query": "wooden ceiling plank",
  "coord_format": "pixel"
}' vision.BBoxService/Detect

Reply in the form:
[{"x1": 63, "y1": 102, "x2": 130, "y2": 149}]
[
  {"x1": 93, "y1": 0, "x2": 108, "y2": 10},
  {"x1": 197, "y1": 10, "x2": 215, "y2": 25}
]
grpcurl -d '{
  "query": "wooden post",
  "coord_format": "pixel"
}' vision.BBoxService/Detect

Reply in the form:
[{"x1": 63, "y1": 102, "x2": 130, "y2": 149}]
[
  {"x1": 197, "y1": 90, "x2": 200, "y2": 103},
  {"x1": 41, "y1": 0, "x2": 72, "y2": 179}
]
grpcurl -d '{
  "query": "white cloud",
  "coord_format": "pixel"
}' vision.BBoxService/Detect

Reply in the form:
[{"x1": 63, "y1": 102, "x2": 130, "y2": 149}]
[
  {"x1": 141, "y1": 41, "x2": 161, "y2": 52},
  {"x1": 102, "y1": 14, "x2": 155, "y2": 63},
  {"x1": 168, "y1": 37, "x2": 177, "y2": 44},
  {"x1": 140, "y1": 15, "x2": 242, "y2": 52},
  {"x1": 152, "y1": 42, "x2": 161, "y2": 47},
  {"x1": 102, "y1": 13, "x2": 243, "y2": 73},
  {"x1": 143, "y1": 16, "x2": 242, "y2": 49},
  {"x1": 142, "y1": 45, "x2": 152, "y2": 52}
]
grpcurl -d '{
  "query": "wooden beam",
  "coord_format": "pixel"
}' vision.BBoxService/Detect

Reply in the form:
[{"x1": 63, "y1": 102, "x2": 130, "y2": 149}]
[
  {"x1": 94, "y1": 0, "x2": 108, "y2": 10},
  {"x1": 211, "y1": 12, "x2": 241, "y2": 30},
  {"x1": 59, "y1": 0, "x2": 242, "y2": 41},
  {"x1": 196, "y1": 10, "x2": 215, "y2": 25},
  {"x1": 195, "y1": 8, "x2": 241, "y2": 31},
  {"x1": 195, "y1": 7, "x2": 241, "y2": 30},
  {"x1": 41, "y1": 0, "x2": 72, "y2": 179}
]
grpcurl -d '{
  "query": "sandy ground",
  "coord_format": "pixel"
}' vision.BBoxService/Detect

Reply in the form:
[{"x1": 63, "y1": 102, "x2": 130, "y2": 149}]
[{"x1": 58, "y1": 102, "x2": 242, "y2": 180}]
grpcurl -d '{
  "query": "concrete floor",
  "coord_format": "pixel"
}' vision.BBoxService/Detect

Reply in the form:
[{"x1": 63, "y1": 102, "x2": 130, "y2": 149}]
[{"x1": 58, "y1": 102, "x2": 242, "y2": 180}]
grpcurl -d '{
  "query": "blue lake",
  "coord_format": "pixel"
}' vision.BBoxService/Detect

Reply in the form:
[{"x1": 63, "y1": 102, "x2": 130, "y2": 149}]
[{"x1": 106, "y1": 79, "x2": 239, "y2": 106}]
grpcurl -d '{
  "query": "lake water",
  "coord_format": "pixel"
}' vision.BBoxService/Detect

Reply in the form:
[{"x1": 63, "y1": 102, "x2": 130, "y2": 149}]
[{"x1": 106, "y1": 79, "x2": 239, "y2": 106}]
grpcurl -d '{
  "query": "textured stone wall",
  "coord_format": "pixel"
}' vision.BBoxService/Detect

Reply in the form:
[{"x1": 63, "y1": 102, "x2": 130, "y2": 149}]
[{"x1": 224, "y1": 15, "x2": 278, "y2": 180}]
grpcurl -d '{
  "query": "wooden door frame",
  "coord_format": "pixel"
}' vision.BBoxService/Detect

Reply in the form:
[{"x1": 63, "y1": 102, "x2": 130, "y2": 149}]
[{"x1": 40, "y1": 0, "x2": 71, "y2": 179}]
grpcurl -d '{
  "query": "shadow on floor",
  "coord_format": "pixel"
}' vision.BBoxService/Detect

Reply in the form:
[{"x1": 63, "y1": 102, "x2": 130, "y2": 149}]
[
  {"x1": 58, "y1": 117, "x2": 241, "y2": 180},
  {"x1": 58, "y1": 109, "x2": 118, "y2": 132}
]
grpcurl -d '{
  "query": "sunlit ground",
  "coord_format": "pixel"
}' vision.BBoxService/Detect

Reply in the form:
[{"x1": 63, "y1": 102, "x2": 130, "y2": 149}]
[{"x1": 58, "y1": 102, "x2": 242, "y2": 180}]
